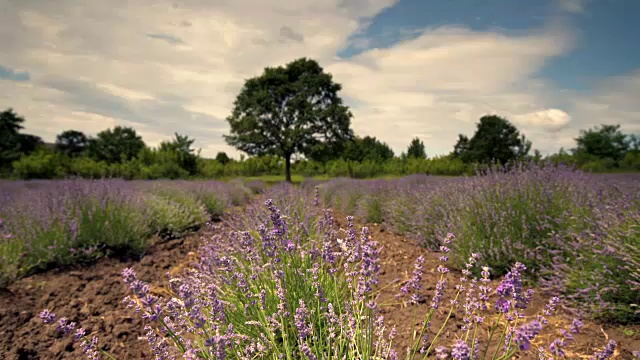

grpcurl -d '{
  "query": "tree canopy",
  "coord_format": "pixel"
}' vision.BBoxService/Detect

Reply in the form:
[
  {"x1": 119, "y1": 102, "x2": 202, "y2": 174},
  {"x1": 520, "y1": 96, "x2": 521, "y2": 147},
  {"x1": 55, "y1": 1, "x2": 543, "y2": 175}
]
[
  {"x1": 224, "y1": 57, "x2": 354, "y2": 182},
  {"x1": 55, "y1": 130, "x2": 89, "y2": 157},
  {"x1": 88, "y1": 126, "x2": 146, "y2": 164},
  {"x1": 343, "y1": 136, "x2": 394, "y2": 163},
  {"x1": 159, "y1": 133, "x2": 199, "y2": 175},
  {"x1": 455, "y1": 115, "x2": 531, "y2": 164},
  {"x1": 406, "y1": 137, "x2": 426, "y2": 159},
  {"x1": 573, "y1": 124, "x2": 629, "y2": 163},
  {"x1": 215, "y1": 152, "x2": 231, "y2": 165},
  {"x1": 0, "y1": 108, "x2": 43, "y2": 170}
]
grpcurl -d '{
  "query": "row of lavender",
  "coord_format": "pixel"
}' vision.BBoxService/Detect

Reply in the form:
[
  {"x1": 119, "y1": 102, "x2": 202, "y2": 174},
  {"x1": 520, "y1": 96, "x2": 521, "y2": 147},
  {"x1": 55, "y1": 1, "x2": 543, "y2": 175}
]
[
  {"x1": 40, "y1": 183, "x2": 628, "y2": 359},
  {"x1": 320, "y1": 163, "x2": 640, "y2": 325},
  {"x1": 0, "y1": 179, "x2": 264, "y2": 287}
]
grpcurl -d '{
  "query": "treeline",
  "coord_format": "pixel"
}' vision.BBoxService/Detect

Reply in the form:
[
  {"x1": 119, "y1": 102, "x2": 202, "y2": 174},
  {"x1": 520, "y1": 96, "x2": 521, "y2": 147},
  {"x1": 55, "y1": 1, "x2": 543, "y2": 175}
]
[{"x1": 1, "y1": 108, "x2": 639, "y2": 180}]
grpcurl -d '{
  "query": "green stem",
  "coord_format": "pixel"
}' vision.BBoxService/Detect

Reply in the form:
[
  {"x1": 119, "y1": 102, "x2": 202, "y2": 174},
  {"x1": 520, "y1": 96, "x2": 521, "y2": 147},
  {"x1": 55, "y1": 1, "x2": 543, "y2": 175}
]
[
  {"x1": 482, "y1": 312, "x2": 503, "y2": 360},
  {"x1": 423, "y1": 289, "x2": 463, "y2": 358}
]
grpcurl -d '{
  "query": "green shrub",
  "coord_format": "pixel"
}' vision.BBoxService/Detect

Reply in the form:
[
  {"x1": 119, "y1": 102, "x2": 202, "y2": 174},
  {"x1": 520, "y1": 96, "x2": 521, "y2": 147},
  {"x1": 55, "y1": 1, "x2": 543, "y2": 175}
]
[
  {"x1": 69, "y1": 157, "x2": 109, "y2": 179},
  {"x1": 12, "y1": 150, "x2": 69, "y2": 179}
]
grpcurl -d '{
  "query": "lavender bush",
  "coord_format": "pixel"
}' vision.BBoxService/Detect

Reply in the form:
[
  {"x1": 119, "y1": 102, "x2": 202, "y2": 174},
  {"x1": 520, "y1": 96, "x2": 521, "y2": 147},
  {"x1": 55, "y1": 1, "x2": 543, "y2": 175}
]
[
  {"x1": 320, "y1": 162, "x2": 640, "y2": 324},
  {"x1": 0, "y1": 180, "x2": 149, "y2": 286},
  {"x1": 0, "y1": 179, "x2": 251, "y2": 287},
  {"x1": 38, "y1": 191, "x2": 623, "y2": 359}
]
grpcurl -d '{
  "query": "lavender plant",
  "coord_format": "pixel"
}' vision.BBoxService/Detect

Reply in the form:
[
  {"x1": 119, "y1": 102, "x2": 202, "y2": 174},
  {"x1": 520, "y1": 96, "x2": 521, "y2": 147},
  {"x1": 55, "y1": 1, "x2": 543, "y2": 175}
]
[
  {"x1": 319, "y1": 162, "x2": 640, "y2": 323},
  {"x1": 38, "y1": 193, "x2": 623, "y2": 359},
  {"x1": 0, "y1": 179, "x2": 249, "y2": 287},
  {"x1": 0, "y1": 180, "x2": 149, "y2": 285}
]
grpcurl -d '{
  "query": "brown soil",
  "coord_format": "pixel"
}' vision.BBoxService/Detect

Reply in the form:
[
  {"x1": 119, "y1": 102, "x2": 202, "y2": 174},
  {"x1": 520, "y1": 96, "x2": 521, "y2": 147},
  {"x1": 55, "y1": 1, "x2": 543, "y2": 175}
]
[
  {"x1": 0, "y1": 229, "x2": 208, "y2": 360},
  {"x1": 365, "y1": 221, "x2": 640, "y2": 359},
  {"x1": 0, "y1": 213, "x2": 638, "y2": 359}
]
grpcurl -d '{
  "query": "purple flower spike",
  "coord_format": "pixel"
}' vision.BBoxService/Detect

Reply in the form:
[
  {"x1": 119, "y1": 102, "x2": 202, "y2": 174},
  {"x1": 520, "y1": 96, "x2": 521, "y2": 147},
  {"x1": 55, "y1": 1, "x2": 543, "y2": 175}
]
[
  {"x1": 591, "y1": 340, "x2": 617, "y2": 360},
  {"x1": 514, "y1": 320, "x2": 543, "y2": 351},
  {"x1": 570, "y1": 318, "x2": 584, "y2": 334},
  {"x1": 451, "y1": 339, "x2": 471, "y2": 360},
  {"x1": 38, "y1": 309, "x2": 56, "y2": 324},
  {"x1": 435, "y1": 346, "x2": 449, "y2": 360}
]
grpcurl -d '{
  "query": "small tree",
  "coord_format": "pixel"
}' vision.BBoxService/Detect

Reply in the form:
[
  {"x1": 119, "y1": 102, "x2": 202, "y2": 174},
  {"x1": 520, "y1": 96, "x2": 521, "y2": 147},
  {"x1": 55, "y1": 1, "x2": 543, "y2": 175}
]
[
  {"x1": 342, "y1": 136, "x2": 394, "y2": 163},
  {"x1": 457, "y1": 115, "x2": 531, "y2": 164},
  {"x1": 215, "y1": 152, "x2": 231, "y2": 165},
  {"x1": 159, "y1": 133, "x2": 199, "y2": 175},
  {"x1": 0, "y1": 108, "x2": 25, "y2": 169},
  {"x1": 88, "y1": 126, "x2": 146, "y2": 164},
  {"x1": 55, "y1": 130, "x2": 89, "y2": 157},
  {"x1": 224, "y1": 58, "x2": 353, "y2": 182},
  {"x1": 573, "y1": 124, "x2": 630, "y2": 164},
  {"x1": 406, "y1": 137, "x2": 426, "y2": 159}
]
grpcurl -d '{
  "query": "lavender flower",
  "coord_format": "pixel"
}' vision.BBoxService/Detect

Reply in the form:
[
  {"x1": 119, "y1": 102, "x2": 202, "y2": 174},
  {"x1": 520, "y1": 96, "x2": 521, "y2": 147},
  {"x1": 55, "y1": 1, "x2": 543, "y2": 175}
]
[
  {"x1": 514, "y1": 320, "x2": 543, "y2": 351},
  {"x1": 451, "y1": 339, "x2": 471, "y2": 360},
  {"x1": 591, "y1": 340, "x2": 617, "y2": 360},
  {"x1": 294, "y1": 300, "x2": 312, "y2": 340},
  {"x1": 401, "y1": 255, "x2": 426, "y2": 303}
]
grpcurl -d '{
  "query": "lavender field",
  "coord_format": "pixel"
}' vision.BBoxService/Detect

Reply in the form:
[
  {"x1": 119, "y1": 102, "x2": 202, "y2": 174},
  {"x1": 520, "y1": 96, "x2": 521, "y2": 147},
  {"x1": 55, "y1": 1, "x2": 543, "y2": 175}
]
[
  {"x1": 1, "y1": 163, "x2": 639, "y2": 359},
  {"x1": 0, "y1": 179, "x2": 258, "y2": 287}
]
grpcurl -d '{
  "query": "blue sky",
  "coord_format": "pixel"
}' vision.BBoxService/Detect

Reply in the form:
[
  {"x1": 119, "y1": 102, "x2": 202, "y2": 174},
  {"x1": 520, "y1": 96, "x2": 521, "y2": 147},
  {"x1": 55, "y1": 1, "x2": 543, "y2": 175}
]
[
  {"x1": 0, "y1": 0, "x2": 638, "y2": 157},
  {"x1": 340, "y1": 0, "x2": 640, "y2": 90}
]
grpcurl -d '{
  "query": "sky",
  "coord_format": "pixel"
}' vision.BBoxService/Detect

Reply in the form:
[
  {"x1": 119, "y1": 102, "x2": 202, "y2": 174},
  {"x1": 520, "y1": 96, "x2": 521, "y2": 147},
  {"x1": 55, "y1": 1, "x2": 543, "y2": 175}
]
[{"x1": 1, "y1": 0, "x2": 639, "y2": 158}]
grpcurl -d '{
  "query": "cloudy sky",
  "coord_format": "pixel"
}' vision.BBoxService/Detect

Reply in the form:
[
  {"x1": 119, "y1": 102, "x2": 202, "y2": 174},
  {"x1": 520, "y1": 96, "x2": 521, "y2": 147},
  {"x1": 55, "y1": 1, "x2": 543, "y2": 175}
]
[{"x1": 1, "y1": 0, "x2": 639, "y2": 158}]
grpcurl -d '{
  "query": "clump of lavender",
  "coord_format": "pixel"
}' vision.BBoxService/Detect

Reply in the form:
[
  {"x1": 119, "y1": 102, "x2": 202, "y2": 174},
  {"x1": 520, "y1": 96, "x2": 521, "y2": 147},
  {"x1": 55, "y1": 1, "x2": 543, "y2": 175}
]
[
  {"x1": 39, "y1": 196, "x2": 393, "y2": 359},
  {"x1": 36, "y1": 186, "x2": 625, "y2": 359}
]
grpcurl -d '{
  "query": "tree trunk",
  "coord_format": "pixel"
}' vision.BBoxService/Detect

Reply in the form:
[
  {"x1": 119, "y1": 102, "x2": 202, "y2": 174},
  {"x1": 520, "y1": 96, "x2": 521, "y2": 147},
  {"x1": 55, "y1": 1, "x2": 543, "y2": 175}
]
[{"x1": 285, "y1": 153, "x2": 292, "y2": 183}]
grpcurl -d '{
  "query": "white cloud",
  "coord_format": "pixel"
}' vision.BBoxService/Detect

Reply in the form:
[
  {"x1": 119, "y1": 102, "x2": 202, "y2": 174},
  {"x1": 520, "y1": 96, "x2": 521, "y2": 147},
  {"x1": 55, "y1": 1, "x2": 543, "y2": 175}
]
[
  {"x1": 513, "y1": 109, "x2": 572, "y2": 130},
  {"x1": 0, "y1": 0, "x2": 637, "y2": 159},
  {"x1": 557, "y1": 0, "x2": 589, "y2": 14}
]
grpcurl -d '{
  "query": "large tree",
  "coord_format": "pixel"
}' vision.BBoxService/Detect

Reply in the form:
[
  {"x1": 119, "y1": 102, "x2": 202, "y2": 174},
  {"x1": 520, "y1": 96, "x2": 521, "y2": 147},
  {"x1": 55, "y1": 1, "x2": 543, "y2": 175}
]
[
  {"x1": 456, "y1": 115, "x2": 531, "y2": 164},
  {"x1": 224, "y1": 57, "x2": 354, "y2": 182},
  {"x1": 88, "y1": 126, "x2": 146, "y2": 163},
  {"x1": 406, "y1": 137, "x2": 426, "y2": 159},
  {"x1": 573, "y1": 124, "x2": 629, "y2": 163},
  {"x1": 55, "y1": 130, "x2": 89, "y2": 157}
]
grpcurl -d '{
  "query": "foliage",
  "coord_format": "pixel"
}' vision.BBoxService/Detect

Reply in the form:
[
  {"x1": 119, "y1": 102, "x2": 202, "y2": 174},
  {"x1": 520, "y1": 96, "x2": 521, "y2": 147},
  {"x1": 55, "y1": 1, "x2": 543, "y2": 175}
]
[
  {"x1": 406, "y1": 137, "x2": 426, "y2": 159},
  {"x1": 573, "y1": 124, "x2": 630, "y2": 165},
  {"x1": 215, "y1": 151, "x2": 231, "y2": 165},
  {"x1": 0, "y1": 179, "x2": 246, "y2": 286},
  {"x1": 224, "y1": 57, "x2": 354, "y2": 182},
  {"x1": 37, "y1": 189, "x2": 620, "y2": 359},
  {"x1": 0, "y1": 108, "x2": 42, "y2": 171},
  {"x1": 88, "y1": 126, "x2": 146, "y2": 164},
  {"x1": 159, "y1": 133, "x2": 199, "y2": 175},
  {"x1": 55, "y1": 130, "x2": 89, "y2": 157},
  {"x1": 11, "y1": 148, "x2": 70, "y2": 179},
  {"x1": 456, "y1": 115, "x2": 531, "y2": 165},
  {"x1": 344, "y1": 136, "x2": 395, "y2": 163}
]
